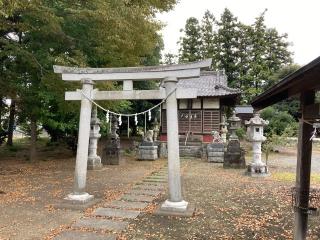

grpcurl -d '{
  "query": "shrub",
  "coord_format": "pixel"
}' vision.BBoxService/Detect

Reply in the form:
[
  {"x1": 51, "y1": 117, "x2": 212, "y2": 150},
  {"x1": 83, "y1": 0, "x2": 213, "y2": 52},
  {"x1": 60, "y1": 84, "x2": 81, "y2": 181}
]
[
  {"x1": 236, "y1": 127, "x2": 246, "y2": 140},
  {"x1": 261, "y1": 106, "x2": 297, "y2": 136}
]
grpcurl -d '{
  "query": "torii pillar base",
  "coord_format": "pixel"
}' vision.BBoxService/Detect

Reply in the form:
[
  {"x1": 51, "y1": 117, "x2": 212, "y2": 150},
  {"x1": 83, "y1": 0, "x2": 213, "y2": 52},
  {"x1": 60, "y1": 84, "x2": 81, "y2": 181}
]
[
  {"x1": 64, "y1": 192, "x2": 94, "y2": 204},
  {"x1": 154, "y1": 201, "x2": 195, "y2": 217}
]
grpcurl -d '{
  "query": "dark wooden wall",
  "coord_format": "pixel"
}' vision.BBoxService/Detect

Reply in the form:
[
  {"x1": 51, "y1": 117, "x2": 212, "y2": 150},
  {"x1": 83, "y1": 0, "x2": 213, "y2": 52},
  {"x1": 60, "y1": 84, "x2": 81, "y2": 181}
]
[{"x1": 161, "y1": 109, "x2": 220, "y2": 134}]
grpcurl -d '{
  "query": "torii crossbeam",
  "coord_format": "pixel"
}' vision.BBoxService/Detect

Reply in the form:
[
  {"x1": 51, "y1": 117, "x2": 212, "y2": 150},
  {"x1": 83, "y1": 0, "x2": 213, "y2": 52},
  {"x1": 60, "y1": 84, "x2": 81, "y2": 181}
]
[{"x1": 54, "y1": 59, "x2": 211, "y2": 215}]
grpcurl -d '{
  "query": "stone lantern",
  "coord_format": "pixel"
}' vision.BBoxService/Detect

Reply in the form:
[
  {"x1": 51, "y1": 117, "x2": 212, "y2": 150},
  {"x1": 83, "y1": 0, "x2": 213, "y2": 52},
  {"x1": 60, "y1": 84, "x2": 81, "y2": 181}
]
[
  {"x1": 228, "y1": 111, "x2": 241, "y2": 140},
  {"x1": 245, "y1": 111, "x2": 269, "y2": 176},
  {"x1": 220, "y1": 114, "x2": 228, "y2": 143},
  {"x1": 87, "y1": 106, "x2": 102, "y2": 170}
]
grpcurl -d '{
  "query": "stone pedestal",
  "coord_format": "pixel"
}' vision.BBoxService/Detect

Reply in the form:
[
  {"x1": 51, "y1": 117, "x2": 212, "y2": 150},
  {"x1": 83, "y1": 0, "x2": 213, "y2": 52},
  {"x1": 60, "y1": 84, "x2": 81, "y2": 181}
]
[
  {"x1": 138, "y1": 145, "x2": 158, "y2": 160},
  {"x1": 207, "y1": 143, "x2": 224, "y2": 163},
  {"x1": 103, "y1": 116, "x2": 121, "y2": 165},
  {"x1": 103, "y1": 144, "x2": 121, "y2": 165},
  {"x1": 223, "y1": 140, "x2": 246, "y2": 168}
]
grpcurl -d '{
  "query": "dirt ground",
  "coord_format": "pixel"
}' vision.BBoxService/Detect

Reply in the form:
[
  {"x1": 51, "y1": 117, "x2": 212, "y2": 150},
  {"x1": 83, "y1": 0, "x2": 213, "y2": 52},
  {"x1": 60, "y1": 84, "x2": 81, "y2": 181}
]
[
  {"x1": 1, "y1": 142, "x2": 320, "y2": 240},
  {"x1": 0, "y1": 143, "x2": 166, "y2": 240}
]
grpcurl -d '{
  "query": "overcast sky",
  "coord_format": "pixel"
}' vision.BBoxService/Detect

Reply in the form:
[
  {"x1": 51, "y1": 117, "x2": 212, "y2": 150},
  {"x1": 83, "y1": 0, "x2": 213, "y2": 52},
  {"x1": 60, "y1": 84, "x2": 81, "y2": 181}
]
[{"x1": 157, "y1": 0, "x2": 320, "y2": 65}]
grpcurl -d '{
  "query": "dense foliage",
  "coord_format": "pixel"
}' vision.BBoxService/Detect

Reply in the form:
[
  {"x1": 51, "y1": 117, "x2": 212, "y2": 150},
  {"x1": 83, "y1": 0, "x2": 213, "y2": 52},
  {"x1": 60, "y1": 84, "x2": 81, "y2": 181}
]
[
  {"x1": 261, "y1": 106, "x2": 298, "y2": 137},
  {"x1": 0, "y1": 0, "x2": 177, "y2": 158}
]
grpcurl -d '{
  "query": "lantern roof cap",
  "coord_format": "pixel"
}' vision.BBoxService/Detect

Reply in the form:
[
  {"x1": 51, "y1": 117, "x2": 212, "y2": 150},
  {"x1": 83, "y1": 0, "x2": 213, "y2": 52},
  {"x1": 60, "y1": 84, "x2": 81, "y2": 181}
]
[
  {"x1": 245, "y1": 112, "x2": 269, "y2": 126},
  {"x1": 228, "y1": 110, "x2": 241, "y2": 122}
]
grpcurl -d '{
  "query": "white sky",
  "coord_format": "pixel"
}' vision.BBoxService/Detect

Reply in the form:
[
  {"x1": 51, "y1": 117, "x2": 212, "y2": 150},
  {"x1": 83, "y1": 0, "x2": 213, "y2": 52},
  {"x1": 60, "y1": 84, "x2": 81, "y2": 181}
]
[{"x1": 157, "y1": 0, "x2": 320, "y2": 65}]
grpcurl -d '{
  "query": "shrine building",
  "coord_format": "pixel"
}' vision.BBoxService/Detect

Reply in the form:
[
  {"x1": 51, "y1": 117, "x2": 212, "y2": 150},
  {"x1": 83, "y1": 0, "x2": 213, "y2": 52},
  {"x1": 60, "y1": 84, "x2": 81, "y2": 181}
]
[{"x1": 160, "y1": 71, "x2": 241, "y2": 143}]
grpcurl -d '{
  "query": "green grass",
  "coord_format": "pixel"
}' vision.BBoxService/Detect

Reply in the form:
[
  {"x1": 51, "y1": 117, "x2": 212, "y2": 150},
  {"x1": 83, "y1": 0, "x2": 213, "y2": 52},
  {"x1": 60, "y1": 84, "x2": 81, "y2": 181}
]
[{"x1": 272, "y1": 172, "x2": 320, "y2": 184}]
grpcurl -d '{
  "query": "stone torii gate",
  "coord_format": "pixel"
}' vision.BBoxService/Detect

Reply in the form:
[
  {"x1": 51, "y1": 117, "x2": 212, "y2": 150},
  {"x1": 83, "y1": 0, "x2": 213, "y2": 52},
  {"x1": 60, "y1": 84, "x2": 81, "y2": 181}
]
[{"x1": 54, "y1": 59, "x2": 211, "y2": 214}]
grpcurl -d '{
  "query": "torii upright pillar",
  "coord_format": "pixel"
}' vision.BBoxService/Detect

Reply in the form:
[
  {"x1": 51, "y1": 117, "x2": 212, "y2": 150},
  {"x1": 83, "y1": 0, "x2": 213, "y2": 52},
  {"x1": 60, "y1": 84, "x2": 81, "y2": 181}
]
[
  {"x1": 156, "y1": 77, "x2": 192, "y2": 216},
  {"x1": 65, "y1": 79, "x2": 94, "y2": 203}
]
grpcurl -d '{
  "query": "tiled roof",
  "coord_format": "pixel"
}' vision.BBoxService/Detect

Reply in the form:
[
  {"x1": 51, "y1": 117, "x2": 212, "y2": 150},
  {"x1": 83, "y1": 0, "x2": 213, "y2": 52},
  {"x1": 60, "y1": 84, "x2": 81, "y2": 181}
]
[{"x1": 177, "y1": 71, "x2": 241, "y2": 97}]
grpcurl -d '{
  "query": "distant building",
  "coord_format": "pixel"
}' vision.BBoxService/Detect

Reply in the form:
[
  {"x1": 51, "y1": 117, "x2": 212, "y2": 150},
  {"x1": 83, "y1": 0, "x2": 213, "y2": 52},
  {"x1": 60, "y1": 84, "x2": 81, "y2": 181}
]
[
  {"x1": 160, "y1": 71, "x2": 241, "y2": 143},
  {"x1": 235, "y1": 105, "x2": 254, "y2": 125}
]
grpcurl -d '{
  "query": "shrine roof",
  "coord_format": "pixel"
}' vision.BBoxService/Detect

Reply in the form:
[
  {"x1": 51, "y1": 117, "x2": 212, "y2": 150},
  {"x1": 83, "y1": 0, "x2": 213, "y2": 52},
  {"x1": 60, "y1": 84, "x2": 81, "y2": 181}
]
[{"x1": 177, "y1": 71, "x2": 241, "y2": 97}]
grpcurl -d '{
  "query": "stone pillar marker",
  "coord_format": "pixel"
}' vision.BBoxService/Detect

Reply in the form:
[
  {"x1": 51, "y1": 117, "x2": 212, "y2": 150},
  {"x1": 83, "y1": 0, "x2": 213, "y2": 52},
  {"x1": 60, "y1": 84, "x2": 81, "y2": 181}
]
[
  {"x1": 157, "y1": 76, "x2": 191, "y2": 215},
  {"x1": 245, "y1": 111, "x2": 269, "y2": 177},
  {"x1": 87, "y1": 106, "x2": 102, "y2": 170},
  {"x1": 65, "y1": 79, "x2": 94, "y2": 203}
]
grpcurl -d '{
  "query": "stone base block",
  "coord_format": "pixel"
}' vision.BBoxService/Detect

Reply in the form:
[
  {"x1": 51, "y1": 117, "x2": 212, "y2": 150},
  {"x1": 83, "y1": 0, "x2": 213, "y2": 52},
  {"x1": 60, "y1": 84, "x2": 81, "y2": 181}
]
[
  {"x1": 154, "y1": 201, "x2": 195, "y2": 217},
  {"x1": 223, "y1": 141, "x2": 246, "y2": 169},
  {"x1": 87, "y1": 157, "x2": 103, "y2": 170},
  {"x1": 208, "y1": 156, "x2": 224, "y2": 163},
  {"x1": 103, "y1": 146, "x2": 121, "y2": 165},
  {"x1": 208, "y1": 152, "x2": 224, "y2": 157},
  {"x1": 246, "y1": 164, "x2": 270, "y2": 177},
  {"x1": 138, "y1": 146, "x2": 158, "y2": 160}
]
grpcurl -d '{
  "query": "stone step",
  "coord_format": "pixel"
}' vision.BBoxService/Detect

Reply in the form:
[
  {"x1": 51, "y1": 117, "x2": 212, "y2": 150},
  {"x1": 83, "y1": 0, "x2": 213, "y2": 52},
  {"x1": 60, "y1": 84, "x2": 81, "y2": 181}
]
[
  {"x1": 137, "y1": 181, "x2": 166, "y2": 187},
  {"x1": 105, "y1": 200, "x2": 149, "y2": 210},
  {"x1": 144, "y1": 177, "x2": 167, "y2": 182},
  {"x1": 93, "y1": 207, "x2": 140, "y2": 219},
  {"x1": 54, "y1": 230, "x2": 116, "y2": 240},
  {"x1": 72, "y1": 218, "x2": 129, "y2": 232},
  {"x1": 127, "y1": 189, "x2": 162, "y2": 196},
  {"x1": 133, "y1": 184, "x2": 165, "y2": 191},
  {"x1": 121, "y1": 194, "x2": 154, "y2": 203},
  {"x1": 143, "y1": 178, "x2": 167, "y2": 183},
  {"x1": 148, "y1": 175, "x2": 167, "y2": 179}
]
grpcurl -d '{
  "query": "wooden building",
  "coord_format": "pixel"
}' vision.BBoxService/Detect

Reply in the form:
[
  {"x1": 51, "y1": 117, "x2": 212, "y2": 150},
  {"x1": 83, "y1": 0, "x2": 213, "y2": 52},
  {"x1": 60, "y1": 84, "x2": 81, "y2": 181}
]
[
  {"x1": 160, "y1": 71, "x2": 241, "y2": 143},
  {"x1": 251, "y1": 56, "x2": 320, "y2": 240}
]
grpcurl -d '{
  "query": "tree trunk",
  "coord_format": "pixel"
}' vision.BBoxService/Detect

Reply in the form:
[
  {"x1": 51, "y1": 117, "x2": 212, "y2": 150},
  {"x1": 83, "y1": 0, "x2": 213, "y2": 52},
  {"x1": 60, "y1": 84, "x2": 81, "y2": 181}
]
[
  {"x1": 30, "y1": 116, "x2": 37, "y2": 162},
  {"x1": 0, "y1": 98, "x2": 2, "y2": 124},
  {"x1": 7, "y1": 99, "x2": 16, "y2": 146}
]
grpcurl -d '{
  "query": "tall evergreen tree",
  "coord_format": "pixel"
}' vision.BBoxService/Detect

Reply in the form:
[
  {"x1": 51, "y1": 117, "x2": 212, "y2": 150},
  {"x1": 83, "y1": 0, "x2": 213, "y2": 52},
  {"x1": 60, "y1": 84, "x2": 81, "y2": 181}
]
[
  {"x1": 200, "y1": 10, "x2": 216, "y2": 63},
  {"x1": 178, "y1": 9, "x2": 292, "y2": 102},
  {"x1": 244, "y1": 10, "x2": 292, "y2": 100},
  {"x1": 215, "y1": 8, "x2": 240, "y2": 87},
  {"x1": 178, "y1": 17, "x2": 202, "y2": 62}
]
